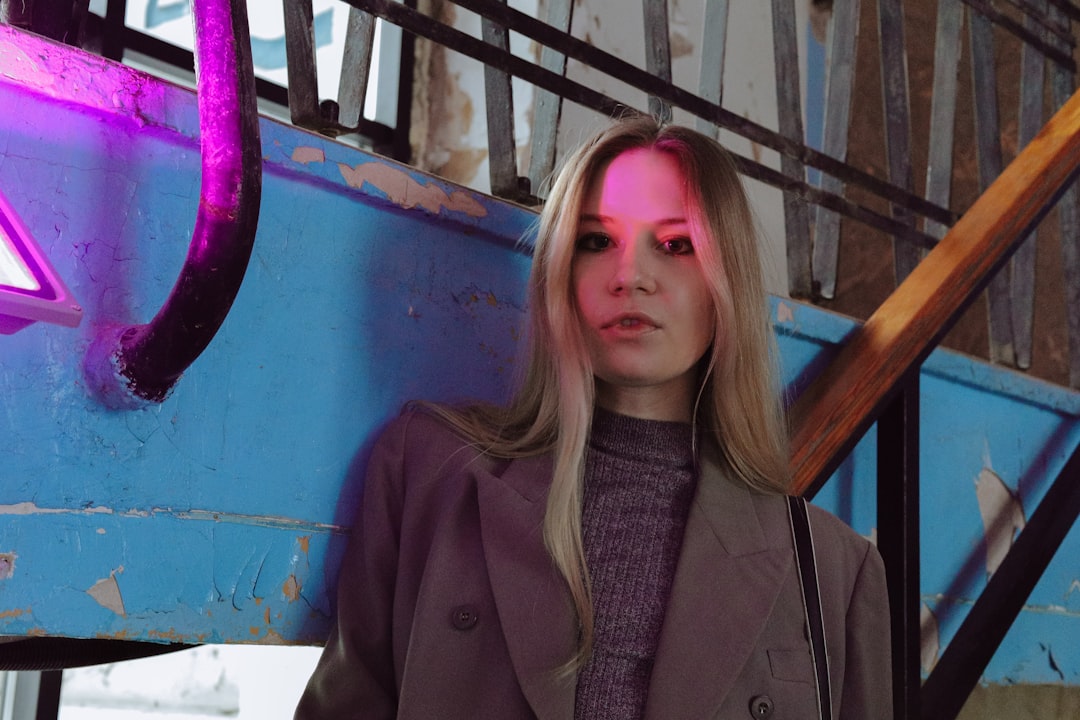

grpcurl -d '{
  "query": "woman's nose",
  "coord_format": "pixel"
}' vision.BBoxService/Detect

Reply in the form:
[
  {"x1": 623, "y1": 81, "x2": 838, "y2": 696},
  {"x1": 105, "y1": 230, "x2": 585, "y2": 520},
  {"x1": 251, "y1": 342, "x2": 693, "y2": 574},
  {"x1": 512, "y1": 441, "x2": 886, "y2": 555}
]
[{"x1": 609, "y1": 240, "x2": 656, "y2": 293}]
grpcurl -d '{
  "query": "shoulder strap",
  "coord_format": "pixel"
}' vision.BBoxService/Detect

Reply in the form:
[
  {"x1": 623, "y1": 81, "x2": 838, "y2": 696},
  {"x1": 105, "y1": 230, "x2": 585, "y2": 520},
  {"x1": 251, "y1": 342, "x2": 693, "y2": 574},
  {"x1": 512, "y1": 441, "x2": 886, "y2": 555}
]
[{"x1": 787, "y1": 495, "x2": 833, "y2": 720}]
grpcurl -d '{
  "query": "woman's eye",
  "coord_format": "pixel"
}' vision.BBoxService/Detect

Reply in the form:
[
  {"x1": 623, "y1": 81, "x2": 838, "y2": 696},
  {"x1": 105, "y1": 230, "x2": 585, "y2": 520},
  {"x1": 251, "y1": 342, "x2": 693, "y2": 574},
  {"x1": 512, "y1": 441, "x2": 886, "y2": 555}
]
[
  {"x1": 576, "y1": 233, "x2": 611, "y2": 251},
  {"x1": 661, "y1": 237, "x2": 694, "y2": 255}
]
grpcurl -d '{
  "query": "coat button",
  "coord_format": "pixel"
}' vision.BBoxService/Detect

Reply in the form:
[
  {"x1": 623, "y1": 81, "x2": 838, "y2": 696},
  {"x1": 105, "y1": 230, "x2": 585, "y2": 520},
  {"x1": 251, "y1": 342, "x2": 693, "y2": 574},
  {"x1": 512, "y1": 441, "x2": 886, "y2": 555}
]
[
  {"x1": 450, "y1": 605, "x2": 479, "y2": 630},
  {"x1": 749, "y1": 695, "x2": 774, "y2": 719}
]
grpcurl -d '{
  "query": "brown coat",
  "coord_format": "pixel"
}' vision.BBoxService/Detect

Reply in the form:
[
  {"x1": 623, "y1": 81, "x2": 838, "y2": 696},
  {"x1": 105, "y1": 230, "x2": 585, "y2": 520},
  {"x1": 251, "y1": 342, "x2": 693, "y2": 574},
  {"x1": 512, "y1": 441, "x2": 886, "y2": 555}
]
[{"x1": 296, "y1": 410, "x2": 892, "y2": 719}]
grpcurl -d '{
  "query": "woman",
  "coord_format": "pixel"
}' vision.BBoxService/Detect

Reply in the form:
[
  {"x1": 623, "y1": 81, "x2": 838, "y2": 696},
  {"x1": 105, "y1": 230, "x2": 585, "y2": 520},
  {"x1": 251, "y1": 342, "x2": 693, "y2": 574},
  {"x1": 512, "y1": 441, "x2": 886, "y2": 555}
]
[{"x1": 296, "y1": 117, "x2": 892, "y2": 719}]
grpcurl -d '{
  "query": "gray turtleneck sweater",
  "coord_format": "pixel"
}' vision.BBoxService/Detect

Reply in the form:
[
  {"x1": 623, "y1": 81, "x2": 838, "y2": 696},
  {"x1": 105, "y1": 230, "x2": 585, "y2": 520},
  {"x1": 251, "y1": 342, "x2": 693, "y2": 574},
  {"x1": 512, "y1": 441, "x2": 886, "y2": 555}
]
[{"x1": 573, "y1": 408, "x2": 698, "y2": 719}]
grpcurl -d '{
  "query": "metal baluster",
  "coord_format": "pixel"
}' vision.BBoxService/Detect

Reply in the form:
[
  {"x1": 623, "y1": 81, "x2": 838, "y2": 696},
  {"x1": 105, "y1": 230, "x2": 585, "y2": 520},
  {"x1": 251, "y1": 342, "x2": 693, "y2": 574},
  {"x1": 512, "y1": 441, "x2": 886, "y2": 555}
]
[
  {"x1": 643, "y1": 0, "x2": 673, "y2": 121},
  {"x1": 338, "y1": 6, "x2": 377, "y2": 129},
  {"x1": 877, "y1": 0, "x2": 918, "y2": 285},
  {"x1": 696, "y1": 0, "x2": 729, "y2": 139},
  {"x1": 1011, "y1": 0, "x2": 1049, "y2": 370},
  {"x1": 528, "y1": 0, "x2": 573, "y2": 197},
  {"x1": 970, "y1": 7, "x2": 1016, "y2": 366},
  {"x1": 811, "y1": 0, "x2": 861, "y2": 299},
  {"x1": 283, "y1": 0, "x2": 324, "y2": 129},
  {"x1": 1049, "y1": 2, "x2": 1080, "y2": 388},
  {"x1": 481, "y1": 0, "x2": 521, "y2": 199},
  {"x1": 772, "y1": 0, "x2": 812, "y2": 298},
  {"x1": 924, "y1": 0, "x2": 964, "y2": 242}
]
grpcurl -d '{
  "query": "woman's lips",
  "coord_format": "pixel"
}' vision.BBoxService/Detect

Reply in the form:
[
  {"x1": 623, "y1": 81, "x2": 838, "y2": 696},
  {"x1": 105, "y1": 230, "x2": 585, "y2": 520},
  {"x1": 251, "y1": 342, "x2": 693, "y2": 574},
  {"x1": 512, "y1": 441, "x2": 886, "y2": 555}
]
[{"x1": 600, "y1": 312, "x2": 659, "y2": 334}]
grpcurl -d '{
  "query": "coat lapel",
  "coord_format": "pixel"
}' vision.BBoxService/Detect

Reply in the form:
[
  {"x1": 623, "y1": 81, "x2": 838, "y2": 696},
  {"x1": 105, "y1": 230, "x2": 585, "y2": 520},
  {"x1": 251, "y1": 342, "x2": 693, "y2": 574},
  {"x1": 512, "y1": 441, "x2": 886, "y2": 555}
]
[
  {"x1": 644, "y1": 452, "x2": 792, "y2": 718},
  {"x1": 475, "y1": 454, "x2": 577, "y2": 720}
]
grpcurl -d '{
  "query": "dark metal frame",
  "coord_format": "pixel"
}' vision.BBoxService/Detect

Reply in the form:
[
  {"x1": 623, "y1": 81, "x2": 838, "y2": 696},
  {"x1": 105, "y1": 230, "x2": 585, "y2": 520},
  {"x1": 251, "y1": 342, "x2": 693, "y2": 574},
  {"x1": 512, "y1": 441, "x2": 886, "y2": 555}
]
[{"x1": 97, "y1": 0, "x2": 403, "y2": 158}]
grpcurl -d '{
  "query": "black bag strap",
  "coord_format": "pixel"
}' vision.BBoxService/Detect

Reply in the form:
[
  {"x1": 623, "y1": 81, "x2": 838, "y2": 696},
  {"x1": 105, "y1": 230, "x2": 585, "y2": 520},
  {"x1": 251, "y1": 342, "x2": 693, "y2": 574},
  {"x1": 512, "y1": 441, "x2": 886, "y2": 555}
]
[{"x1": 787, "y1": 495, "x2": 833, "y2": 720}]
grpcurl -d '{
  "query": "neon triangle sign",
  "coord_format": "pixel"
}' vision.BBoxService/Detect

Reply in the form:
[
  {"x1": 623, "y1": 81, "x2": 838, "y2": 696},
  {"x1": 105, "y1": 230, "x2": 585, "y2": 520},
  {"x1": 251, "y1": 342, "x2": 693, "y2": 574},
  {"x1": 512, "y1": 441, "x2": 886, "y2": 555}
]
[{"x1": 0, "y1": 189, "x2": 82, "y2": 334}]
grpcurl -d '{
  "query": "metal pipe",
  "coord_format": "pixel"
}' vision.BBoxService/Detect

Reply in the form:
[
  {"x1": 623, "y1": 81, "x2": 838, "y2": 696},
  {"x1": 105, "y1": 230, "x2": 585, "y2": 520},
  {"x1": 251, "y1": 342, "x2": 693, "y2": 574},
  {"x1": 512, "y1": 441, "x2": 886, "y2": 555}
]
[{"x1": 86, "y1": 0, "x2": 262, "y2": 407}]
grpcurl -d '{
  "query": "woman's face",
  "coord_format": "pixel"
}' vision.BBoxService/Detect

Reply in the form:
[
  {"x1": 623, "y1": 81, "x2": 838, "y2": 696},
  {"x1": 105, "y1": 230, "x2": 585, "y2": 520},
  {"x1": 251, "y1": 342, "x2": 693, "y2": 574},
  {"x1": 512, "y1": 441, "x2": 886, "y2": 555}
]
[{"x1": 572, "y1": 148, "x2": 717, "y2": 422}]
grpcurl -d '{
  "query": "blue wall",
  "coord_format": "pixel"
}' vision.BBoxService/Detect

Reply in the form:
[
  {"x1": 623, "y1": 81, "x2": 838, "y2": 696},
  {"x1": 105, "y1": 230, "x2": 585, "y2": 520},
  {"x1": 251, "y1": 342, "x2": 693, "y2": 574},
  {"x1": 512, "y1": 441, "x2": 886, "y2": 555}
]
[{"x1": 0, "y1": 27, "x2": 1077, "y2": 685}]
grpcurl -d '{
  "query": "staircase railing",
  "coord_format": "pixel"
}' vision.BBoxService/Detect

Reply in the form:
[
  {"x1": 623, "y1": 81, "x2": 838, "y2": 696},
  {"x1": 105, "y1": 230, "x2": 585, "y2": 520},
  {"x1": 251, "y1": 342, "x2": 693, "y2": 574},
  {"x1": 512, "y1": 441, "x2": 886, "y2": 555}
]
[{"x1": 789, "y1": 88, "x2": 1080, "y2": 718}]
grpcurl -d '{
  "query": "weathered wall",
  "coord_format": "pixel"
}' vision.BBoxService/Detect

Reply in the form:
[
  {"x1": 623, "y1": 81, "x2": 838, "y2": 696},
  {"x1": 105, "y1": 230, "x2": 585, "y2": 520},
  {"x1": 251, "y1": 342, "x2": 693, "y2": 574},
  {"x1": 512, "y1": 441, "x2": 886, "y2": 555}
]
[
  {"x1": 0, "y1": 25, "x2": 1078, "y2": 701},
  {"x1": 409, "y1": 0, "x2": 802, "y2": 296}
]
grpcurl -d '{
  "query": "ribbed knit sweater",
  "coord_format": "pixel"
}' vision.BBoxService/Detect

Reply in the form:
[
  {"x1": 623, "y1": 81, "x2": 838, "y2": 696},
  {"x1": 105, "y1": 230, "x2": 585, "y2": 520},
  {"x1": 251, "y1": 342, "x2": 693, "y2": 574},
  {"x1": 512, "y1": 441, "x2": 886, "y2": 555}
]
[{"x1": 573, "y1": 408, "x2": 698, "y2": 719}]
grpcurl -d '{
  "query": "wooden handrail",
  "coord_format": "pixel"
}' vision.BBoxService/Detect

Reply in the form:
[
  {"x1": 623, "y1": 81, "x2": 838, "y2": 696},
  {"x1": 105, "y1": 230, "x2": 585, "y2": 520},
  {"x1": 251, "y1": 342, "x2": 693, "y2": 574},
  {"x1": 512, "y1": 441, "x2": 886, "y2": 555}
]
[{"x1": 789, "y1": 87, "x2": 1080, "y2": 495}]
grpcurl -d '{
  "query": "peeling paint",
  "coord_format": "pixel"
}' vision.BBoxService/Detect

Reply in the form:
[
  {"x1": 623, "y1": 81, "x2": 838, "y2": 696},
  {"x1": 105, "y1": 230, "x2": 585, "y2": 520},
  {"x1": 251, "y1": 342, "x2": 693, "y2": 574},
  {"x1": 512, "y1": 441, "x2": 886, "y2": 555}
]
[
  {"x1": 920, "y1": 602, "x2": 940, "y2": 674},
  {"x1": 0, "y1": 552, "x2": 14, "y2": 579},
  {"x1": 338, "y1": 161, "x2": 488, "y2": 218},
  {"x1": 297, "y1": 536, "x2": 310, "y2": 555},
  {"x1": 0, "y1": 502, "x2": 114, "y2": 516},
  {"x1": 0, "y1": 607, "x2": 28, "y2": 620},
  {"x1": 282, "y1": 575, "x2": 301, "y2": 602},
  {"x1": 87, "y1": 570, "x2": 126, "y2": 617},
  {"x1": 256, "y1": 629, "x2": 288, "y2": 645},
  {"x1": 0, "y1": 503, "x2": 343, "y2": 534},
  {"x1": 291, "y1": 146, "x2": 325, "y2": 165},
  {"x1": 776, "y1": 301, "x2": 795, "y2": 324},
  {"x1": 975, "y1": 467, "x2": 1026, "y2": 576},
  {"x1": 147, "y1": 628, "x2": 208, "y2": 643},
  {"x1": 96, "y1": 629, "x2": 136, "y2": 641}
]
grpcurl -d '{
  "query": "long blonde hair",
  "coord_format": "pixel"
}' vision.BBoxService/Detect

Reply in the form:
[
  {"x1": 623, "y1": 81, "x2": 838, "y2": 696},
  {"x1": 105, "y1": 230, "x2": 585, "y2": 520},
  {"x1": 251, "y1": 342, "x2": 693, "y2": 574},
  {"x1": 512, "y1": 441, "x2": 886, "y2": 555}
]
[{"x1": 429, "y1": 116, "x2": 789, "y2": 666}]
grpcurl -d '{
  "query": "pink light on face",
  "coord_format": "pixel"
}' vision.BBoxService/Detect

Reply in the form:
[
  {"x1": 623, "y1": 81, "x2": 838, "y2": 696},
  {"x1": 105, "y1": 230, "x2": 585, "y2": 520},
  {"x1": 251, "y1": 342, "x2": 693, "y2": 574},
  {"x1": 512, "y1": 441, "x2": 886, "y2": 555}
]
[
  {"x1": 0, "y1": 187, "x2": 82, "y2": 334},
  {"x1": 572, "y1": 148, "x2": 716, "y2": 422}
]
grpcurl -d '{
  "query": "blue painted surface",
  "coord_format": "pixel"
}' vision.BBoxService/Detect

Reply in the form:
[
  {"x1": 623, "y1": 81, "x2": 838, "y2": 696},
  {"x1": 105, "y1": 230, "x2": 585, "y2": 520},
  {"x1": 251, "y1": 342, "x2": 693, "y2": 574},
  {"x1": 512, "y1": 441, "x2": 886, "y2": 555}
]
[{"x1": 0, "y1": 28, "x2": 1077, "y2": 684}]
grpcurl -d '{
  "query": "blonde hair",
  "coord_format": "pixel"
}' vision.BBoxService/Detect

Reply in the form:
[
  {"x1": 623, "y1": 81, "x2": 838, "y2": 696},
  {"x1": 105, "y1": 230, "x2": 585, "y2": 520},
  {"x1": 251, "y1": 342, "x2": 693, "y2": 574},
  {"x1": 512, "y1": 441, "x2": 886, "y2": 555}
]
[{"x1": 428, "y1": 116, "x2": 789, "y2": 667}]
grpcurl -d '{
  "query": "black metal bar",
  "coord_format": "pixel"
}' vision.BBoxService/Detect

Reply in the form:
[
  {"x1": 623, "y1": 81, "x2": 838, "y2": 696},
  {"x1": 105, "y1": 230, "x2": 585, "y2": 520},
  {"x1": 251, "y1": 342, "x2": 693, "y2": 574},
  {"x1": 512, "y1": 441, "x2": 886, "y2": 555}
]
[
  {"x1": 1004, "y1": 0, "x2": 1077, "y2": 47},
  {"x1": 443, "y1": 0, "x2": 959, "y2": 228},
  {"x1": 118, "y1": 25, "x2": 394, "y2": 144},
  {"x1": 391, "y1": 0, "x2": 418, "y2": 163},
  {"x1": 920, "y1": 438, "x2": 1080, "y2": 720},
  {"x1": 877, "y1": 374, "x2": 921, "y2": 720},
  {"x1": 0, "y1": 638, "x2": 193, "y2": 671},
  {"x1": 1047, "y1": 0, "x2": 1080, "y2": 23},
  {"x1": 35, "y1": 671, "x2": 61, "y2": 720},
  {"x1": 960, "y1": 0, "x2": 1075, "y2": 70},
  {"x1": 342, "y1": 0, "x2": 943, "y2": 249},
  {"x1": 727, "y1": 154, "x2": 939, "y2": 251},
  {"x1": 102, "y1": 0, "x2": 127, "y2": 61}
]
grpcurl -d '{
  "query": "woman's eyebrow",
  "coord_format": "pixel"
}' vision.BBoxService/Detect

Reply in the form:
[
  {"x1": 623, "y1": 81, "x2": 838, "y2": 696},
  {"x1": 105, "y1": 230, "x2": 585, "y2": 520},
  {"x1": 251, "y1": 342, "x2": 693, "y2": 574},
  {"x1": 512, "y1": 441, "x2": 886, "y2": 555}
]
[{"x1": 578, "y1": 213, "x2": 689, "y2": 226}]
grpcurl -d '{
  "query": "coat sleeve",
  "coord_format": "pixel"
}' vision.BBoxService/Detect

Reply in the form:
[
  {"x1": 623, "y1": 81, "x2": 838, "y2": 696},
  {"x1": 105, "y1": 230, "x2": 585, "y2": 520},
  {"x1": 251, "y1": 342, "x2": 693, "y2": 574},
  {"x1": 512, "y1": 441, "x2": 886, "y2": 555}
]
[
  {"x1": 294, "y1": 413, "x2": 413, "y2": 719},
  {"x1": 838, "y1": 539, "x2": 893, "y2": 720}
]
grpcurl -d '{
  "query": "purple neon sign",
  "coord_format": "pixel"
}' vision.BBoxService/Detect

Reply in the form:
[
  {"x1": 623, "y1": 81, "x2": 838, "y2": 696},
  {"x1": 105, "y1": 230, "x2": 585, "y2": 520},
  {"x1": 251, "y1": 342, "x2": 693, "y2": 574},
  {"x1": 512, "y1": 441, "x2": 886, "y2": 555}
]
[{"x1": 0, "y1": 189, "x2": 82, "y2": 334}]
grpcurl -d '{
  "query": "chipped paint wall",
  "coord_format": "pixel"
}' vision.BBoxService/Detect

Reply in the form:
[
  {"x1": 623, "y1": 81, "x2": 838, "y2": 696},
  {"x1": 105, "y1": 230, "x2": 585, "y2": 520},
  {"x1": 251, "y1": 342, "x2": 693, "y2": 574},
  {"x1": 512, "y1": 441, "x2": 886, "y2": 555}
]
[{"x1": 0, "y1": 25, "x2": 1078, "y2": 690}]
